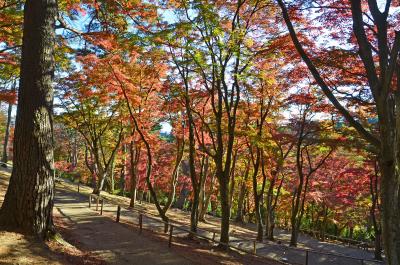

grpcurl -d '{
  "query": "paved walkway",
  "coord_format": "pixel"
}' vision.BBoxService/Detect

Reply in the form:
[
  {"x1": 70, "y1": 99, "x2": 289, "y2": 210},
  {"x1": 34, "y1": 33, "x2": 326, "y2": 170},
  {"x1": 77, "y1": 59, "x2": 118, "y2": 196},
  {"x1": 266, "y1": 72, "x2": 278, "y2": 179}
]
[
  {"x1": 54, "y1": 188, "x2": 195, "y2": 265},
  {"x1": 58, "y1": 179, "x2": 386, "y2": 265}
]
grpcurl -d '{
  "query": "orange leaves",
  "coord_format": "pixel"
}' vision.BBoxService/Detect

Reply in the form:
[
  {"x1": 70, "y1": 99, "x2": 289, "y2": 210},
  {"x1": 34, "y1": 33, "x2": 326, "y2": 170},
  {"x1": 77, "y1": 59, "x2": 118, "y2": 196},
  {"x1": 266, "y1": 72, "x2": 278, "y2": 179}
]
[
  {"x1": 0, "y1": 89, "x2": 16, "y2": 104},
  {"x1": 84, "y1": 32, "x2": 119, "y2": 52},
  {"x1": 287, "y1": 92, "x2": 317, "y2": 105}
]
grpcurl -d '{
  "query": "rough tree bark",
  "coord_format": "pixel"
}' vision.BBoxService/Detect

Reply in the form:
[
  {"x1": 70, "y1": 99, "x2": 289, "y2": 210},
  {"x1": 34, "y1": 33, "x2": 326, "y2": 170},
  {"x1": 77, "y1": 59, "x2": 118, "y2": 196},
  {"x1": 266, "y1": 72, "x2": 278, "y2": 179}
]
[{"x1": 0, "y1": 0, "x2": 57, "y2": 238}]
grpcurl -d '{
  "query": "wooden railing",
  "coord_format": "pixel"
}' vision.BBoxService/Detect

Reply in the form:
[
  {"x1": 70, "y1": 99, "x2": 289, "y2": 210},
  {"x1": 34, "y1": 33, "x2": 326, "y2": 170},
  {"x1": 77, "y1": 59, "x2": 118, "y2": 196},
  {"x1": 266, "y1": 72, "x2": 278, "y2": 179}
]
[
  {"x1": 298, "y1": 229, "x2": 374, "y2": 250},
  {"x1": 85, "y1": 192, "x2": 384, "y2": 265}
]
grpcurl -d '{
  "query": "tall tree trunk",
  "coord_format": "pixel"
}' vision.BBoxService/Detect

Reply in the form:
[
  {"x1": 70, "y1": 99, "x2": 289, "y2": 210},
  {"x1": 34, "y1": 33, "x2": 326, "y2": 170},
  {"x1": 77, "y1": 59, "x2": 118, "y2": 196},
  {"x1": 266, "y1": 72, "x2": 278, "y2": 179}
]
[
  {"x1": 379, "y1": 113, "x2": 400, "y2": 264},
  {"x1": 197, "y1": 155, "x2": 209, "y2": 222},
  {"x1": 109, "y1": 156, "x2": 116, "y2": 193},
  {"x1": 0, "y1": 0, "x2": 56, "y2": 238},
  {"x1": 119, "y1": 143, "x2": 126, "y2": 195},
  {"x1": 265, "y1": 172, "x2": 279, "y2": 240},
  {"x1": 320, "y1": 205, "x2": 328, "y2": 241},
  {"x1": 218, "y1": 167, "x2": 231, "y2": 247},
  {"x1": 2, "y1": 102, "x2": 12, "y2": 164},
  {"x1": 370, "y1": 160, "x2": 382, "y2": 260},
  {"x1": 71, "y1": 131, "x2": 78, "y2": 167},
  {"x1": 129, "y1": 141, "x2": 139, "y2": 208},
  {"x1": 250, "y1": 148, "x2": 263, "y2": 242},
  {"x1": 229, "y1": 150, "x2": 238, "y2": 208},
  {"x1": 162, "y1": 138, "x2": 184, "y2": 214},
  {"x1": 199, "y1": 169, "x2": 215, "y2": 222},
  {"x1": 235, "y1": 162, "x2": 250, "y2": 223}
]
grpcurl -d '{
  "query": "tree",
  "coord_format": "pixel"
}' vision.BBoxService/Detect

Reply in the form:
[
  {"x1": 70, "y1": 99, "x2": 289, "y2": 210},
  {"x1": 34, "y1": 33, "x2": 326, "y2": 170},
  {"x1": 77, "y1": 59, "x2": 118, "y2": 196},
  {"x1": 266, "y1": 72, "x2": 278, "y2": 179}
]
[
  {"x1": 286, "y1": 91, "x2": 335, "y2": 246},
  {"x1": 0, "y1": 0, "x2": 57, "y2": 238},
  {"x1": 58, "y1": 56, "x2": 124, "y2": 195},
  {"x1": 277, "y1": 1, "x2": 400, "y2": 262}
]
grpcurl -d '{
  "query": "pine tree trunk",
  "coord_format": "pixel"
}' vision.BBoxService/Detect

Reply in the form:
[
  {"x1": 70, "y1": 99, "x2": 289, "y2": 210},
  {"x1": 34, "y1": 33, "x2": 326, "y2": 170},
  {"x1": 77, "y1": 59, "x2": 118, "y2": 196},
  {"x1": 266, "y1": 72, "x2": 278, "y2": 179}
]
[{"x1": 0, "y1": 0, "x2": 56, "y2": 238}]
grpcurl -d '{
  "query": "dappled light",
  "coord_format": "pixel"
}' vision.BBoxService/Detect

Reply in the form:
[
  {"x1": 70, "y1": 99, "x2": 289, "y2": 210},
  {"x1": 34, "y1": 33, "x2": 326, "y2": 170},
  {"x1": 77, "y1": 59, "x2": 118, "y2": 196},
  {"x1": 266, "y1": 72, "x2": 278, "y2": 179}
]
[{"x1": 0, "y1": 0, "x2": 399, "y2": 264}]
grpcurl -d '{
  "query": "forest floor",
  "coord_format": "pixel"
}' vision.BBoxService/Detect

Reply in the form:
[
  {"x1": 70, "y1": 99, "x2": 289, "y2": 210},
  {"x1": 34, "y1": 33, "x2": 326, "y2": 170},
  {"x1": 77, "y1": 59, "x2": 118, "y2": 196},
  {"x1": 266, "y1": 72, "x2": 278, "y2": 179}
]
[
  {"x1": 0, "y1": 168, "x2": 278, "y2": 265},
  {"x1": 59, "y1": 179, "x2": 385, "y2": 265}
]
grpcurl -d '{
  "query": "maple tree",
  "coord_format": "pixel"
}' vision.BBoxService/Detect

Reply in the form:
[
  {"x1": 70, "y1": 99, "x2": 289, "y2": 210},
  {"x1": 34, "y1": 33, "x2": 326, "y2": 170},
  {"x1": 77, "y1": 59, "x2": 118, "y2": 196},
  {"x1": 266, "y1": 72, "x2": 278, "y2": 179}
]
[
  {"x1": 2, "y1": 1, "x2": 399, "y2": 263},
  {"x1": 277, "y1": 0, "x2": 400, "y2": 262}
]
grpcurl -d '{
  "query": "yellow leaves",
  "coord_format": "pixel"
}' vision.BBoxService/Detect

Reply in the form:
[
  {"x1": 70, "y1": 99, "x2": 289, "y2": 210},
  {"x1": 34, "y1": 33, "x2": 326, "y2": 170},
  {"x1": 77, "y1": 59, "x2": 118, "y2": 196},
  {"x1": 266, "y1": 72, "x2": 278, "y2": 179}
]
[{"x1": 243, "y1": 38, "x2": 254, "y2": 49}]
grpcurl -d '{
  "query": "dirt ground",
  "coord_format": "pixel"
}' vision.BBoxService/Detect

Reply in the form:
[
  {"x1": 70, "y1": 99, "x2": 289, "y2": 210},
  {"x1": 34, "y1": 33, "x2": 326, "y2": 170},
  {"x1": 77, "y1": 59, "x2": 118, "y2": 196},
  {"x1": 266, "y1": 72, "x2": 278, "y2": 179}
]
[{"x1": 0, "y1": 169, "x2": 104, "y2": 265}]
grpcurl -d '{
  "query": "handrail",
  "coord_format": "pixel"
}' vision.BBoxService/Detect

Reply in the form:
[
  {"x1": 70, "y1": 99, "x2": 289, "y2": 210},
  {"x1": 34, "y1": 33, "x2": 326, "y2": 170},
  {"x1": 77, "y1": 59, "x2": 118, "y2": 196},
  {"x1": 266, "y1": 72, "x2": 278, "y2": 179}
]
[
  {"x1": 86, "y1": 192, "x2": 383, "y2": 265},
  {"x1": 299, "y1": 228, "x2": 374, "y2": 247}
]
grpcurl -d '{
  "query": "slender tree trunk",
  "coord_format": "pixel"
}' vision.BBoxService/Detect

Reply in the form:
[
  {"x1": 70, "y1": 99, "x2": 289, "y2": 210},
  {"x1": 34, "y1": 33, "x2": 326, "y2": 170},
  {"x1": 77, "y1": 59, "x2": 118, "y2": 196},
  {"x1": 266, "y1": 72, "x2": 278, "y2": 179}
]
[
  {"x1": 199, "y1": 170, "x2": 215, "y2": 222},
  {"x1": 71, "y1": 132, "x2": 78, "y2": 167},
  {"x1": 250, "y1": 148, "x2": 263, "y2": 242},
  {"x1": 162, "y1": 138, "x2": 184, "y2": 214},
  {"x1": 197, "y1": 155, "x2": 209, "y2": 222},
  {"x1": 109, "y1": 156, "x2": 115, "y2": 193},
  {"x1": 320, "y1": 205, "x2": 328, "y2": 241},
  {"x1": 2, "y1": 102, "x2": 12, "y2": 164},
  {"x1": 119, "y1": 143, "x2": 126, "y2": 195},
  {"x1": 218, "y1": 169, "x2": 231, "y2": 247},
  {"x1": 0, "y1": 0, "x2": 56, "y2": 238},
  {"x1": 235, "y1": 162, "x2": 250, "y2": 223},
  {"x1": 229, "y1": 151, "x2": 237, "y2": 208},
  {"x1": 129, "y1": 141, "x2": 139, "y2": 207}
]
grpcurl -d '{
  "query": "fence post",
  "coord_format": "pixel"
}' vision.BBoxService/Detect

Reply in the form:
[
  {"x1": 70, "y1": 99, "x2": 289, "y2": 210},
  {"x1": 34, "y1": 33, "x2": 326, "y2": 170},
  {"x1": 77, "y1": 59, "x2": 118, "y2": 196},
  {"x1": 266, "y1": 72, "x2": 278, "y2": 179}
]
[
  {"x1": 360, "y1": 259, "x2": 364, "y2": 265},
  {"x1": 212, "y1": 232, "x2": 216, "y2": 241},
  {"x1": 253, "y1": 241, "x2": 256, "y2": 254},
  {"x1": 78, "y1": 182, "x2": 80, "y2": 193},
  {"x1": 89, "y1": 195, "x2": 91, "y2": 208},
  {"x1": 96, "y1": 197, "x2": 99, "y2": 211},
  {"x1": 116, "y1": 205, "x2": 121, "y2": 222},
  {"x1": 305, "y1": 250, "x2": 309, "y2": 265},
  {"x1": 164, "y1": 222, "x2": 169, "y2": 233},
  {"x1": 139, "y1": 213, "x2": 143, "y2": 234},
  {"x1": 100, "y1": 200, "x2": 104, "y2": 215},
  {"x1": 168, "y1": 225, "x2": 174, "y2": 248}
]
